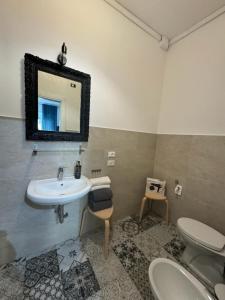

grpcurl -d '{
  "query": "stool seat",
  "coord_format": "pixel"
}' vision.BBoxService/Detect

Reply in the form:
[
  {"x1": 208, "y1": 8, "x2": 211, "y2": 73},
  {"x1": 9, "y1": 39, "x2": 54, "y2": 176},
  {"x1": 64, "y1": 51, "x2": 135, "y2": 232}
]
[
  {"x1": 88, "y1": 206, "x2": 114, "y2": 220},
  {"x1": 139, "y1": 192, "x2": 169, "y2": 224},
  {"x1": 145, "y1": 192, "x2": 167, "y2": 201}
]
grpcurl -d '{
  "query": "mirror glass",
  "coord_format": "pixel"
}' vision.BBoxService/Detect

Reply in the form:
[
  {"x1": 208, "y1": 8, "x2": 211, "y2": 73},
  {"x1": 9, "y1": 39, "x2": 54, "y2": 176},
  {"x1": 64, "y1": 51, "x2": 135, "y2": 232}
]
[{"x1": 37, "y1": 71, "x2": 81, "y2": 133}]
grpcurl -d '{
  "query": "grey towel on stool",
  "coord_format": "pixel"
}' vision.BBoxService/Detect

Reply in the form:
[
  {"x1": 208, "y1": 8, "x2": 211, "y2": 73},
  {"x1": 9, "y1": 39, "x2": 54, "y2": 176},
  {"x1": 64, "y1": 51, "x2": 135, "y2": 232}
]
[
  {"x1": 88, "y1": 188, "x2": 113, "y2": 212},
  {"x1": 88, "y1": 188, "x2": 113, "y2": 203},
  {"x1": 88, "y1": 198, "x2": 112, "y2": 212}
]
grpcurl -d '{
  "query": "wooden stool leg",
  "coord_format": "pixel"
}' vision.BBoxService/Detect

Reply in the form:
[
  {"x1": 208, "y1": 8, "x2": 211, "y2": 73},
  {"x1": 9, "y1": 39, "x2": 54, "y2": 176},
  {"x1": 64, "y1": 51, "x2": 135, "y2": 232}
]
[
  {"x1": 149, "y1": 199, "x2": 153, "y2": 212},
  {"x1": 79, "y1": 206, "x2": 87, "y2": 237},
  {"x1": 109, "y1": 217, "x2": 113, "y2": 237},
  {"x1": 139, "y1": 196, "x2": 147, "y2": 222},
  {"x1": 104, "y1": 219, "x2": 110, "y2": 258},
  {"x1": 165, "y1": 199, "x2": 169, "y2": 225}
]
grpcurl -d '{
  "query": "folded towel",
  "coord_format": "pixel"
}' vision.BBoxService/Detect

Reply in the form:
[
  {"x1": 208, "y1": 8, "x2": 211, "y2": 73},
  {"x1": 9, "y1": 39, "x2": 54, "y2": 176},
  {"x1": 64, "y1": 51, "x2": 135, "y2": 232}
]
[
  {"x1": 91, "y1": 184, "x2": 110, "y2": 191},
  {"x1": 88, "y1": 198, "x2": 112, "y2": 212},
  {"x1": 88, "y1": 188, "x2": 113, "y2": 203},
  {"x1": 89, "y1": 176, "x2": 111, "y2": 187}
]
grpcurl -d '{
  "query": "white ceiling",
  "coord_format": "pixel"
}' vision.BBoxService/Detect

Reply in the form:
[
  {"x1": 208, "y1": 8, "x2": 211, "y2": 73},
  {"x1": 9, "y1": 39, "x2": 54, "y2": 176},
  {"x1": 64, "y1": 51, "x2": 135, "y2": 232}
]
[{"x1": 116, "y1": 0, "x2": 225, "y2": 39}]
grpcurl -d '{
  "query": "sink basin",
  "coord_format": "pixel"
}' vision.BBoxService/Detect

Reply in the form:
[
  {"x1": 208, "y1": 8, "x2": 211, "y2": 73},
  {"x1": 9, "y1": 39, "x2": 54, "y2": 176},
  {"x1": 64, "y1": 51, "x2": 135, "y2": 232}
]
[{"x1": 27, "y1": 176, "x2": 91, "y2": 206}]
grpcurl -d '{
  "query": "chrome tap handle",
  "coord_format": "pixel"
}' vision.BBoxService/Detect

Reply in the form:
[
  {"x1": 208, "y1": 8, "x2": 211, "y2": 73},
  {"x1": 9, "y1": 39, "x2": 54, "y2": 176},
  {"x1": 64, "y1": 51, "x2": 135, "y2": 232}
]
[{"x1": 57, "y1": 167, "x2": 64, "y2": 181}]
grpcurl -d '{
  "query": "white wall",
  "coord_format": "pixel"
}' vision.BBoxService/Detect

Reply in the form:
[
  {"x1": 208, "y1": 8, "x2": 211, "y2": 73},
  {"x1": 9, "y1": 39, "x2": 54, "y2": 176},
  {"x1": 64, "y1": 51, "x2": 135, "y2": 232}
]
[
  {"x1": 158, "y1": 13, "x2": 225, "y2": 135},
  {"x1": 2, "y1": 1, "x2": 225, "y2": 134},
  {"x1": 0, "y1": 0, "x2": 166, "y2": 134}
]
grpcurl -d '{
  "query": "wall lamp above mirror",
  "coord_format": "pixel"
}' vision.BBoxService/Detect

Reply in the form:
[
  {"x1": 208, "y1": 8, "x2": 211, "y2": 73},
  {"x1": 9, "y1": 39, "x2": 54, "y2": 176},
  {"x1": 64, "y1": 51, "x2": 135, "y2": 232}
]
[{"x1": 24, "y1": 53, "x2": 91, "y2": 141}]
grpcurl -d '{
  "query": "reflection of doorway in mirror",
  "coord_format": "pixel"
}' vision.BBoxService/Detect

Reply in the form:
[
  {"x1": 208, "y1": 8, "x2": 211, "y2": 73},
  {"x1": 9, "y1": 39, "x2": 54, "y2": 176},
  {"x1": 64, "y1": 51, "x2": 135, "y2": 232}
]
[
  {"x1": 38, "y1": 70, "x2": 81, "y2": 133},
  {"x1": 38, "y1": 97, "x2": 61, "y2": 132}
]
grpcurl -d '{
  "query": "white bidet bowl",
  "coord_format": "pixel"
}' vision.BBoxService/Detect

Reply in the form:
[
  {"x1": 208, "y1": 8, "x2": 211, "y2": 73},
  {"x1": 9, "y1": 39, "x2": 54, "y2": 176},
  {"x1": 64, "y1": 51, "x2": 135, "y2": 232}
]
[{"x1": 149, "y1": 258, "x2": 214, "y2": 300}]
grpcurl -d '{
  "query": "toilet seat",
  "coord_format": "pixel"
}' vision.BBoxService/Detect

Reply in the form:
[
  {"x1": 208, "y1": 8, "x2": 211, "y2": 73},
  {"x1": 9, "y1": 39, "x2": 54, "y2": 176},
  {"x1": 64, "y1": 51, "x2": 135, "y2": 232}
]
[{"x1": 178, "y1": 218, "x2": 225, "y2": 252}]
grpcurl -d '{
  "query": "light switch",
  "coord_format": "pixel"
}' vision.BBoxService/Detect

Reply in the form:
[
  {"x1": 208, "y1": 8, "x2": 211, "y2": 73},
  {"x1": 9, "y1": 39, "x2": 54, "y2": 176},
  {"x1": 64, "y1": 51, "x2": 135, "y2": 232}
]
[
  {"x1": 108, "y1": 151, "x2": 116, "y2": 158},
  {"x1": 107, "y1": 160, "x2": 115, "y2": 166}
]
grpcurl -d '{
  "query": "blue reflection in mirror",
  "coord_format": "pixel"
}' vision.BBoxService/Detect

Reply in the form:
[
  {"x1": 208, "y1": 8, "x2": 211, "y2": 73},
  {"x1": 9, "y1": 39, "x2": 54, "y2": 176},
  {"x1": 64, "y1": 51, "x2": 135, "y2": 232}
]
[{"x1": 38, "y1": 97, "x2": 61, "y2": 131}]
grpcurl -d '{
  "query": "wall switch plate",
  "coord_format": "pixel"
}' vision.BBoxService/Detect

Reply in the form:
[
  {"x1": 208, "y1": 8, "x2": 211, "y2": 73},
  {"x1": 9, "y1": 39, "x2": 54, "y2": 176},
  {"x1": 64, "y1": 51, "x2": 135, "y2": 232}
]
[
  {"x1": 174, "y1": 184, "x2": 182, "y2": 196},
  {"x1": 107, "y1": 159, "x2": 115, "y2": 166},
  {"x1": 108, "y1": 151, "x2": 116, "y2": 158}
]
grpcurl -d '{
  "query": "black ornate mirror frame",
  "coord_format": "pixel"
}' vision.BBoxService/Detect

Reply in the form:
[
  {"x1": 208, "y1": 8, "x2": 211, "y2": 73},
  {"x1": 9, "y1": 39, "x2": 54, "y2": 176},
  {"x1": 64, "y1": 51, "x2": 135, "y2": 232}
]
[{"x1": 24, "y1": 53, "x2": 91, "y2": 141}]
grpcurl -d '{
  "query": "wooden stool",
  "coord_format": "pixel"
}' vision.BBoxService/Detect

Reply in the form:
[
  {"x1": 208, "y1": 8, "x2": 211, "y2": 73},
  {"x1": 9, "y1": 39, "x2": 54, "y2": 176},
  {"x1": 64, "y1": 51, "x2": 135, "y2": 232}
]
[
  {"x1": 139, "y1": 192, "x2": 169, "y2": 224},
  {"x1": 79, "y1": 206, "x2": 114, "y2": 258}
]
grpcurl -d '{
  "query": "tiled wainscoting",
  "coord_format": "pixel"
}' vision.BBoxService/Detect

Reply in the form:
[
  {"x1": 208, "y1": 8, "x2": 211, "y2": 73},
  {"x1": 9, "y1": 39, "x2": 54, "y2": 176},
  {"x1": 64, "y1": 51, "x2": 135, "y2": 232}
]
[
  {"x1": 0, "y1": 117, "x2": 156, "y2": 264},
  {"x1": 153, "y1": 134, "x2": 225, "y2": 235},
  {"x1": 0, "y1": 213, "x2": 212, "y2": 300},
  {"x1": 1, "y1": 116, "x2": 224, "y2": 271}
]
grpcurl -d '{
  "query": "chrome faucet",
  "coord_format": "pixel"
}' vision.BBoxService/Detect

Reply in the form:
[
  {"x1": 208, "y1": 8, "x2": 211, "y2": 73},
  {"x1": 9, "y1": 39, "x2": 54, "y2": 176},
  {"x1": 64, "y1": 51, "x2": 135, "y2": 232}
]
[{"x1": 57, "y1": 167, "x2": 64, "y2": 181}]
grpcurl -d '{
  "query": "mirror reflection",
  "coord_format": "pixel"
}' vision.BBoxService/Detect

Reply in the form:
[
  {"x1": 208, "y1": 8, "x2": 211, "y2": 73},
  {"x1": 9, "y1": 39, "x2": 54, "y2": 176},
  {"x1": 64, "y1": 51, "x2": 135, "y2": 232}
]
[{"x1": 38, "y1": 71, "x2": 81, "y2": 133}]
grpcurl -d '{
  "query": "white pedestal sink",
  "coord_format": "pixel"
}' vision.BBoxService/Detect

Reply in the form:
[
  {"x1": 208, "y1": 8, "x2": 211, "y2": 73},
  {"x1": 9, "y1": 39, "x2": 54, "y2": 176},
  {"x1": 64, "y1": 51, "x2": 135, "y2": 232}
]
[{"x1": 27, "y1": 176, "x2": 91, "y2": 223}]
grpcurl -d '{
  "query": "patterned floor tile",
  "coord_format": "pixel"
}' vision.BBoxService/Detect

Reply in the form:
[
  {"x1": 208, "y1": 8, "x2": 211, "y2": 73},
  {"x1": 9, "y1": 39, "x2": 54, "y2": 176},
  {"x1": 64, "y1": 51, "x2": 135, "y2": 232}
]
[
  {"x1": 116, "y1": 271, "x2": 142, "y2": 299},
  {"x1": 86, "y1": 290, "x2": 103, "y2": 300},
  {"x1": 81, "y1": 231, "x2": 142, "y2": 298},
  {"x1": 101, "y1": 280, "x2": 122, "y2": 300},
  {"x1": 57, "y1": 239, "x2": 87, "y2": 272},
  {"x1": 146, "y1": 222, "x2": 177, "y2": 246},
  {"x1": 117, "y1": 213, "x2": 162, "y2": 241},
  {"x1": 24, "y1": 250, "x2": 59, "y2": 289},
  {"x1": 89, "y1": 240, "x2": 136, "y2": 288},
  {"x1": 23, "y1": 273, "x2": 65, "y2": 300},
  {"x1": 100, "y1": 277, "x2": 143, "y2": 300},
  {"x1": 121, "y1": 219, "x2": 140, "y2": 237},
  {"x1": 133, "y1": 230, "x2": 175, "y2": 262},
  {"x1": 111, "y1": 217, "x2": 133, "y2": 246},
  {"x1": 0, "y1": 258, "x2": 26, "y2": 283},
  {"x1": 132, "y1": 213, "x2": 162, "y2": 232},
  {"x1": 89, "y1": 277, "x2": 142, "y2": 300},
  {"x1": 113, "y1": 239, "x2": 154, "y2": 300},
  {"x1": 62, "y1": 259, "x2": 100, "y2": 300},
  {"x1": 92, "y1": 251, "x2": 128, "y2": 287},
  {"x1": 164, "y1": 237, "x2": 186, "y2": 262},
  {"x1": 0, "y1": 213, "x2": 213, "y2": 300},
  {"x1": 81, "y1": 236, "x2": 104, "y2": 266}
]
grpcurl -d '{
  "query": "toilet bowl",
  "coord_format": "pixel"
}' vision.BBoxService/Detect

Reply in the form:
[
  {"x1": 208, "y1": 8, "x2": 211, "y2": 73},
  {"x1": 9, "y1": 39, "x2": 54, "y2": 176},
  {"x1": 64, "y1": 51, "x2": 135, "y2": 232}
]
[
  {"x1": 149, "y1": 258, "x2": 215, "y2": 300},
  {"x1": 177, "y1": 217, "x2": 225, "y2": 288}
]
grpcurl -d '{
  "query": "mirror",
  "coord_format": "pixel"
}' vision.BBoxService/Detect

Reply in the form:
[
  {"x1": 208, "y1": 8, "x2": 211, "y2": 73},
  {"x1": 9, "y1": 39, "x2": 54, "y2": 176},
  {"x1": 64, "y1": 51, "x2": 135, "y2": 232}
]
[{"x1": 24, "y1": 53, "x2": 91, "y2": 141}]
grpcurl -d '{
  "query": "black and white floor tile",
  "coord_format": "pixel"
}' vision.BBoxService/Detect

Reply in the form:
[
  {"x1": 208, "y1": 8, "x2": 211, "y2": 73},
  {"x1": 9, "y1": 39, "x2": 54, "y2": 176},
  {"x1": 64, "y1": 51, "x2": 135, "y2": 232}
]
[
  {"x1": 145, "y1": 222, "x2": 178, "y2": 246},
  {"x1": 0, "y1": 212, "x2": 212, "y2": 299},
  {"x1": 57, "y1": 239, "x2": 87, "y2": 272},
  {"x1": 24, "y1": 274, "x2": 65, "y2": 300},
  {"x1": 113, "y1": 239, "x2": 153, "y2": 300},
  {"x1": 133, "y1": 228, "x2": 175, "y2": 263},
  {"x1": 164, "y1": 237, "x2": 186, "y2": 262},
  {"x1": 62, "y1": 259, "x2": 100, "y2": 300}
]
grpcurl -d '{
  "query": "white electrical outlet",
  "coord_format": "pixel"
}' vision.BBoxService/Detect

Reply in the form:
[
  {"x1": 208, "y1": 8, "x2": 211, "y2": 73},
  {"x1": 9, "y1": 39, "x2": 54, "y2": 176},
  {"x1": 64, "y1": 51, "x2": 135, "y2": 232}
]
[
  {"x1": 108, "y1": 151, "x2": 116, "y2": 158},
  {"x1": 107, "y1": 159, "x2": 115, "y2": 166},
  {"x1": 174, "y1": 184, "x2": 182, "y2": 196}
]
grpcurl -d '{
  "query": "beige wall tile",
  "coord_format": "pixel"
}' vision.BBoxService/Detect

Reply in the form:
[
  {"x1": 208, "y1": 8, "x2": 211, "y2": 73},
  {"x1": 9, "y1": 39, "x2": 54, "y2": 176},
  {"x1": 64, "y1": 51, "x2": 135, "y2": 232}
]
[
  {"x1": 0, "y1": 118, "x2": 156, "y2": 264},
  {"x1": 2, "y1": 117, "x2": 224, "y2": 264},
  {"x1": 153, "y1": 134, "x2": 225, "y2": 235}
]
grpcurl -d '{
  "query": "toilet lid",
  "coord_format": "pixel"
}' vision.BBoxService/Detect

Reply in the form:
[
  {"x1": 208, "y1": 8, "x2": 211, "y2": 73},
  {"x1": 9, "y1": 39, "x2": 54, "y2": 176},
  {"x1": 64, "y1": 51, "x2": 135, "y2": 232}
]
[
  {"x1": 215, "y1": 284, "x2": 225, "y2": 300},
  {"x1": 178, "y1": 218, "x2": 225, "y2": 251}
]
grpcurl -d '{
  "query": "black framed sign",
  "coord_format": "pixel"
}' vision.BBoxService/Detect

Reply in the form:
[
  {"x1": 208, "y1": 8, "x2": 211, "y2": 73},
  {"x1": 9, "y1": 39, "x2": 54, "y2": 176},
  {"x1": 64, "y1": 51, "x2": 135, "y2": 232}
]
[{"x1": 24, "y1": 53, "x2": 91, "y2": 141}]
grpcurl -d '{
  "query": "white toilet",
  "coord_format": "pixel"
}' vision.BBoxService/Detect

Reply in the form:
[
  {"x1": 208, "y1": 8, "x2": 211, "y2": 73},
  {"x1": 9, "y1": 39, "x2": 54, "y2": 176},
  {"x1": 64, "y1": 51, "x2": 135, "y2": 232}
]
[
  {"x1": 177, "y1": 217, "x2": 225, "y2": 288},
  {"x1": 149, "y1": 258, "x2": 225, "y2": 300}
]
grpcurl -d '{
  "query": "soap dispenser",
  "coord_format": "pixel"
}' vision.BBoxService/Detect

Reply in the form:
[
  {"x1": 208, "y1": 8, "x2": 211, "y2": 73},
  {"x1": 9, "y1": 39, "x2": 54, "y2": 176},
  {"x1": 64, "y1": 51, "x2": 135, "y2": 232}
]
[{"x1": 74, "y1": 161, "x2": 81, "y2": 179}]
